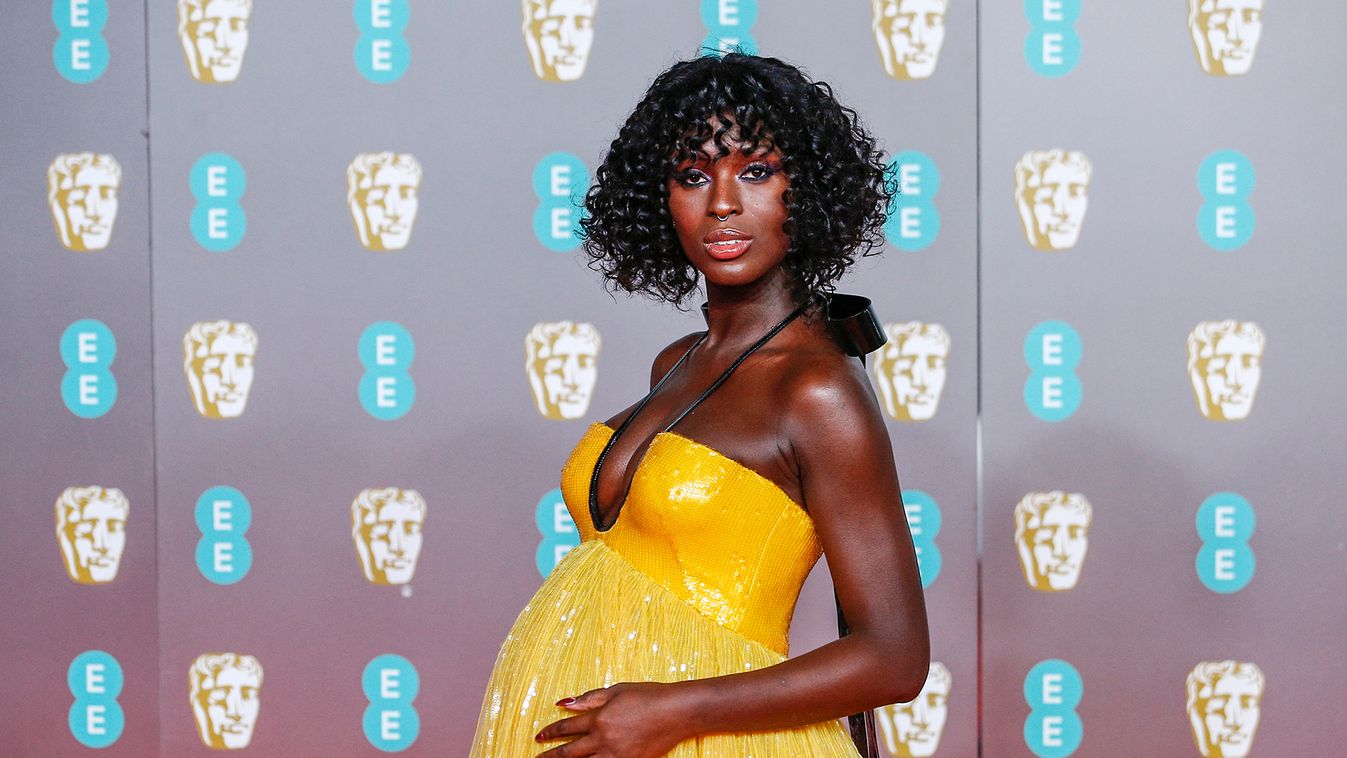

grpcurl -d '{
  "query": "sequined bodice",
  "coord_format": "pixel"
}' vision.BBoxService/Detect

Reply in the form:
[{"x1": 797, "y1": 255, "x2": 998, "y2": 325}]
[{"x1": 560, "y1": 422, "x2": 822, "y2": 655}]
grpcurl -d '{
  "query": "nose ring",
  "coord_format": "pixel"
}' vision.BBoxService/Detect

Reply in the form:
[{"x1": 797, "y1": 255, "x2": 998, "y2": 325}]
[{"x1": 713, "y1": 213, "x2": 730, "y2": 222}]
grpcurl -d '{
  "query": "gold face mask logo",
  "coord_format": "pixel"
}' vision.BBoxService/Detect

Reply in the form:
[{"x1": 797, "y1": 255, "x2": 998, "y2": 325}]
[
  {"x1": 1187, "y1": 661, "x2": 1264, "y2": 757},
  {"x1": 190, "y1": 653, "x2": 263, "y2": 750},
  {"x1": 1014, "y1": 150, "x2": 1091, "y2": 251},
  {"x1": 55, "y1": 486, "x2": 129, "y2": 585},
  {"x1": 876, "y1": 661, "x2": 951, "y2": 757},
  {"x1": 48, "y1": 153, "x2": 121, "y2": 252},
  {"x1": 873, "y1": 322, "x2": 949, "y2": 422},
  {"x1": 184, "y1": 321, "x2": 258, "y2": 419},
  {"x1": 347, "y1": 153, "x2": 422, "y2": 252},
  {"x1": 178, "y1": 0, "x2": 252, "y2": 84},
  {"x1": 522, "y1": 0, "x2": 597, "y2": 82},
  {"x1": 1188, "y1": 320, "x2": 1264, "y2": 421},
  {"x1": 352, "y1": 488, "x2": 426, "y2": 586},
  {"x1": 1014, "y1": 491, "x2": 1091, "y2": 592},
  {"x1": 872, "y1": 0, "x2": 948, "y2": 80},
  {"x1": 1189, "y1": 0, "x2": 1263, "y2": 77},
  {"x1": 526, "y1": 322, "x2": 600, "y2": 420}
]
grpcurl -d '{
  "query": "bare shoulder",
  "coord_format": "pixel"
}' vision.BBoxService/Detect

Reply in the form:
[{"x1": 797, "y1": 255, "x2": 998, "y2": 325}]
[
  {"x1": 773, "y1": 339, "x2": 902, "y2": 522},
  {"x1": 778, "y1": 344, "x2": 882, "y2": 429},
  {"x1": 650, "y1": 332, "x2": 705, "y2": 389},
  {"x1": 772, "y1": 340, "x2": 891, "y2": 465}
]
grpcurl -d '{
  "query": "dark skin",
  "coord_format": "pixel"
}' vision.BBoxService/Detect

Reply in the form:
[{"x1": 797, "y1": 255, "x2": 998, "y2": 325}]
[{"x1": 536, "y1": 127, "x2": 929, "y2": 758}]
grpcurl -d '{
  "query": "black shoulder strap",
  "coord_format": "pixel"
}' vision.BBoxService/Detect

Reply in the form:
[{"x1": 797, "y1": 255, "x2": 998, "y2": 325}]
[
  {"x1": 588, "y1": 298, "x2": 812, "y2": 532},
  {"x1": 662, "y1": 298, "x2": 812, "y2": 433}
]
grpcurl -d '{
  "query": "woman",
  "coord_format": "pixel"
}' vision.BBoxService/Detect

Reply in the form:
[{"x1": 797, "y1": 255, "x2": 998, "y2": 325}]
[{"x1": 471, "y1": 53, "x2": 929, "y2": 757}]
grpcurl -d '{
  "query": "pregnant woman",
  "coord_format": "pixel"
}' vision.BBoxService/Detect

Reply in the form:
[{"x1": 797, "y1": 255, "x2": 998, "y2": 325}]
[{"x1": 471, "y1": 52, "x2": 929, "y2": 757}]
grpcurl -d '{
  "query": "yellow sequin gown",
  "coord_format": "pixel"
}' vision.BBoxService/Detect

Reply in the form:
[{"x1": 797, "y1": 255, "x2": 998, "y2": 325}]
[{"x1": 470, "y1": 421, "x2": 862, "y2": 756}]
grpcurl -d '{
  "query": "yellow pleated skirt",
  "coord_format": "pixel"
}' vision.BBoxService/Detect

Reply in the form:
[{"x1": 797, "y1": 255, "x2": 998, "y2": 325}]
[{"x1": 470, "y1": 539, "x2": 861, "y2": 757}]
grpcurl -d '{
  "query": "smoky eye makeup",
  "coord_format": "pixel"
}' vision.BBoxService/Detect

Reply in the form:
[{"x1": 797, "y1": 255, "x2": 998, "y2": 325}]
[
  {"x1": 741, "y1": 161, "x2": 784, "y2": 181},
  {"x1": 672, "y1": 167, "x2": 709, "y2": 187}
]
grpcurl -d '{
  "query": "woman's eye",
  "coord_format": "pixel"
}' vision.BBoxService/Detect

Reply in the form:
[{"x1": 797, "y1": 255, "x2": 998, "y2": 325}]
[
  {"x1": 676, "y1": 170, "x2": 708, "y2": 187},
  {"x1": 741, "y1": 164, "x2": 774, "y2": 181}
]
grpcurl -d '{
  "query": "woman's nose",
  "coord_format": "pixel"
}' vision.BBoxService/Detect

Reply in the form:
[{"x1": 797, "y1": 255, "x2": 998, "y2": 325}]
[{"x1": 708, "y1": 178, "x2": 741, "y2": 220}]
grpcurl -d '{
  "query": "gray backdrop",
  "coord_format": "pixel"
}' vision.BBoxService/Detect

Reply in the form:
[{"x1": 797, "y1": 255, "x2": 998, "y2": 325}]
[{"x1": 1, "y1": 1, "x2": 1341, "y2": 756}]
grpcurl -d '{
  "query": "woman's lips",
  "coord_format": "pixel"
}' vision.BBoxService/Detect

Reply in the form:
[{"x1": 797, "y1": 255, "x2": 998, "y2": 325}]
[{"x1": 703, "y1": 229, "x2": 753, "y2": 261}]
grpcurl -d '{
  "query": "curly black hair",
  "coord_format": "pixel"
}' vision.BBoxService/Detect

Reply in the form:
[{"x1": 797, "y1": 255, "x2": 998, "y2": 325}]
[{"x1": 580, "y1": 53, "x2": 896, "y2": 307}]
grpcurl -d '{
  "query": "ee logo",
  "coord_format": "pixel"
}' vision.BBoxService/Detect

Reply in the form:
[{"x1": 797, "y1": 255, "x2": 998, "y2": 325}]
[
  {"x1": 1196, "y1": 492, "x2": 1255, "y2": 593},
  {"x1": 362, "y1": 654, "x2": 420, "y2": 752},
  {"x1": 535, "y1": 488, "x2": 579, "y2": 578},
  {"x1": 701, "y1": 0, "x2": 758, "y2": 56},
  {"x1": 1025, "y1": 0, "x2": 1080, "y2": 77},
  {"x1": 190, "y1": 153, "x2": 247, "y2": 252},
  {"x1": 53, "y1": 0, "x2": 109, "y2": 83},
  {"x1": 359, "y1": 322, "x2": 416, "y2": 420},
  {"x1": 195, "y1": 486, "x2": 253, "y2": 584},
  {"x1": 355, "y1": 0, "x2": 410, "y2": 84},
  {"x1": 68, "y1": 650, "x2": 124, "y2": 748},
  {"x1": 1197, "y1": 150, "x2": 1255, "y2": 251},
  {"x1": 902, "y1": 489, "x2": 942, "y2": 588},
  {"x1": 532, "y1": 152, "x2": 589, "y2": 253},
  {"x1": 61, "y1": 319, "x2": 117, "y2": 418},
  {"x1": 1024, "y1": 320, "x2": 1081, "y2": 422},
  {"x1": 885, "y1": 151, "x2": 941, "y2": 252},
  {"x1": 1024, "y1": 659, "x2": 1083, "y2": 757}
]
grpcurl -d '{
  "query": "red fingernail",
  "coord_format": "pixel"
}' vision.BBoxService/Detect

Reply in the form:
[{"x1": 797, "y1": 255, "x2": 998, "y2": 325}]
[
  {"x1": 534, "y1": 732, "x2": 545, "y2": 742},
  {"x1": 556, "y1": 697, "x2": 576, "y2": 707}
]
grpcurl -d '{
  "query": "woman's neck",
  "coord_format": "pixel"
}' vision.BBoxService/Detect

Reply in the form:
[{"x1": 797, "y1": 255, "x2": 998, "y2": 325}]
[{"x1": 701, "y1": 270, "x2": 802, "y2": 348}]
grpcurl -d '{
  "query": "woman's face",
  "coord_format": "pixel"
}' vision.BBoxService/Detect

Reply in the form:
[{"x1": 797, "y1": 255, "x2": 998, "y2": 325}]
[{"x1": 667, "y1": 131, "x2": 792, "y2": 290}]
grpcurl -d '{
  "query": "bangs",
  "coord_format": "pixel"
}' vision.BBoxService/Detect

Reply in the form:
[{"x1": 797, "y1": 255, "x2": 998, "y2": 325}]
[{"x1": 671, "y1": 106, "x2": 779, "y2": 168}]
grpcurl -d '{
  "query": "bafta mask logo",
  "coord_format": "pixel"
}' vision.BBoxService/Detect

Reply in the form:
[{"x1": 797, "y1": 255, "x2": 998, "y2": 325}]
[
  {"x1": 1188, "y1": 320, "x2": 1264, "y2": 421},
  {"x1": 522, "y1": 0, "x2": 597, "y2": 82},
  {"x1": 1187, "y1": 661, "x2": 1264, "y2": 757},
  {"x1": 190, "y1": 653, "x2": 262, "y2": 750},
  {"x1": 178, "y1": 0, "x2": 251, "y2": 83},
  {"x1": 1189, "y1": 0, "x2": 1263, "y2": 77},
  {"x1": 347, "y1": 153, "x2": 422, "y2": 252},
  {"x1": 877, "y1": 661, "x2": 951, "y2": 757},
  {"x1": 526, "y1": 322, "x2": 600, "y2": 420},
  {"x1": 872, "y1": 0, "x2": 948, "y2": 80},
  {"x1": 1014, "y1": 150, "x2": 1091, "y2": 252},
  {"x1": 874, "y1": 322, "x2": 949, "y2": 422},
  {"x1": 352, "y1": 488, "x2": 426, "y2": 586},
  {"x1": 55, "y1": 486, "x2": 129, "y2": 584},
  {"x1": 48, "y1": 153, "x2": 121, "y2": 252},
  {"x1": 1015, "y1": 491, "x2": 1092, "y2": 592},
  {"x1": 184, "y1": 321, "x2": 258, "y2": 419}
]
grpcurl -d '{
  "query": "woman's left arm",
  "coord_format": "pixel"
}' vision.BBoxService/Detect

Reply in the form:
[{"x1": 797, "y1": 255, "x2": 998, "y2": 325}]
[{"x1": 535, "y1": 358, "x2": 929, "y2": 756}]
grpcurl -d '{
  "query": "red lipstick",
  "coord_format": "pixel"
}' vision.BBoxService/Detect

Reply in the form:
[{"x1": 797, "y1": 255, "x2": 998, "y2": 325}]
[{"x1": 703, "y1": 228, "x2": 753, "y2": 261}]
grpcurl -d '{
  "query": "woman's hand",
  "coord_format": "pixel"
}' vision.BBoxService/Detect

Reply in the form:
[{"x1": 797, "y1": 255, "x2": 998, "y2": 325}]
[{"x1": 535, "y1": 682, "x2": 691, "y2": 758}]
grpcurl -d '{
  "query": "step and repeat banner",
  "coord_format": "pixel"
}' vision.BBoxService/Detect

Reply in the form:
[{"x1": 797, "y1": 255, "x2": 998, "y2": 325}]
[
  {"x1": 980, "y1": 2, "x2": 1347, "y2": 757},
  {"x1": 1, "y1": 1, "x2": 1342, "y2": 756}
]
